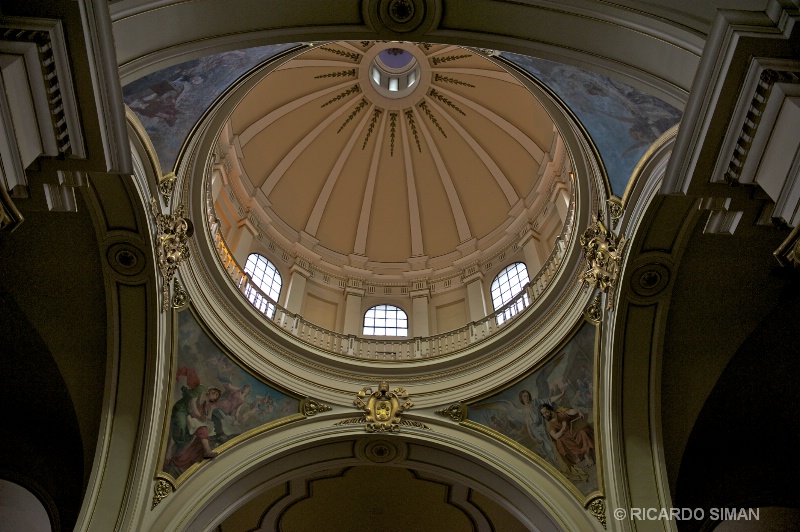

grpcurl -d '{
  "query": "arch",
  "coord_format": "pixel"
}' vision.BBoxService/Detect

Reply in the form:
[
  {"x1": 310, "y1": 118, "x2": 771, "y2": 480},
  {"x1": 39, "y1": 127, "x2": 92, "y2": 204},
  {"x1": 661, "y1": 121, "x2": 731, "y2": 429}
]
[
  {"x1": 363, "y1": 304, "x2": 408, "y2": 337},
  {"x1": 490, "y1": 262, "x2": 530, "y2": 323},
  {"x1": 244, "y1": 253, "x2": 282, "y2": 318},
  {"x1": 144, "y1": 419, "x2": 599, "y2": 531}
]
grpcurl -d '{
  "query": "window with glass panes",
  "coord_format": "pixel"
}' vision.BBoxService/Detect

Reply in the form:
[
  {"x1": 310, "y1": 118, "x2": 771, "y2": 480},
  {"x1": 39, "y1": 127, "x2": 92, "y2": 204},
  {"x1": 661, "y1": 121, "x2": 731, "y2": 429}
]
[
  {"x1": 363, "y1": 305, "x2": 408, "y2": 336},
  {"x1": 491, "y1": 262, "x2": 530, "y2": 324},
  {"x1": 244, "y1": 254, "x2": 282, "y2": 318}
]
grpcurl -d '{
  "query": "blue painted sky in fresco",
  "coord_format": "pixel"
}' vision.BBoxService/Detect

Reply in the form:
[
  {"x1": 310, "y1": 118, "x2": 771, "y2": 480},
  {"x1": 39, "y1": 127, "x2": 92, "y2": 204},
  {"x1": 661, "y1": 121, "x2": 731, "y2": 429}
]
[
  {"x1": 503, "y1": 53, "x2": 681, "y2": 197},
  {"x1": 123, "y1": 44, "x2": 298, "y2": 172}
]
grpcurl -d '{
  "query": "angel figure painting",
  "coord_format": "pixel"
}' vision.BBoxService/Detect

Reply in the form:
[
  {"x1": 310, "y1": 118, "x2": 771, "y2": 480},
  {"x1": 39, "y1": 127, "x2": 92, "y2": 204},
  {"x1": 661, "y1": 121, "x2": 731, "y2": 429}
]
[
  {"x1": 468, "y1": 322, "x2": 598, "y2": 496},
  {"x1": 162, "y1": 310, "x2": 300, "y2": 479}
]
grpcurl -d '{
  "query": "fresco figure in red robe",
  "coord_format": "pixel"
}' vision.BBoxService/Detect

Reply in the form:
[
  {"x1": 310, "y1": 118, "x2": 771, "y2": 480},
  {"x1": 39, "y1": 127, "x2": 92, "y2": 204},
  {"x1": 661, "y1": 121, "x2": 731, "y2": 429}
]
[{"x1": 540, "y1": 403, "x2": 595, "y2": 468}]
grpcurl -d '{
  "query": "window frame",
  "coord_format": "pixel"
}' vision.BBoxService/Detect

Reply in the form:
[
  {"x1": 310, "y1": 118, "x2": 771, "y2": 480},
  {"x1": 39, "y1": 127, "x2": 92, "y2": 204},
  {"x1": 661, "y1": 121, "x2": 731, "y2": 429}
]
[
  {"x1": 490, "y1": 262, "x2": 531, "y2": 324},
  {"x1": 243, "y1": 253, "x2": 283, "y2": 319},
  {"x1": 362, "y1": 304, "x2": 409, "y2": 337}
]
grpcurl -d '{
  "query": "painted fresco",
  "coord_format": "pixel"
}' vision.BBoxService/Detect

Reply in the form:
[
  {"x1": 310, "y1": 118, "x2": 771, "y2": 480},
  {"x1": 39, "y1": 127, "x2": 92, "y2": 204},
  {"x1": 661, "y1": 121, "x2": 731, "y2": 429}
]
[
  {"x1": 503, "y1": 53, "x2": 681, "y2": 197},
  {"x1": 123, "y1": 44, "x2": 297, "y2": 172},
  {"x1": 469, "y1": 322, "x2": 598, "y2": 496},
  {"x1": 163, "y1": 310, "x2": 299, "y2": 479}
]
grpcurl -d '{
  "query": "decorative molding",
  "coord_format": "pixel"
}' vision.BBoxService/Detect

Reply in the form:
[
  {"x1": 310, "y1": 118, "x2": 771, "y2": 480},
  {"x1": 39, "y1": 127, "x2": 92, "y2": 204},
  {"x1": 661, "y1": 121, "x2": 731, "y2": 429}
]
[
  {"x1": 362, "y1": 108, "x2": 383, "y2": 149},
  {"x1": 151, "y1": 198, "x2": 193, "y2": 312},
  {"x1": 389, "y1": 112, "x2": 397, "y2": 156},
  {"x1": 435, "y1": 403, "x2": 466, "y2": 422},
  {"x1": 431, "y1": 53, "x2": 471, "y2": 66},
  {"x1": 428, "y1": 88, "x2": 465, "y2": 116},
  {"x1": 337, "y1": 98, "x2": 369, "y2": 133},
  {"x1": 404, "y1": 109, "x2": 422, "y2": 152},
  {"x1": 434, "y1": 73, "x2": 475, "y2": 88},
  {"x1": 318, "y1": 46, "x2": 361, "y2": 62},
  {"x1": 418, "y1": 100, "x2": 446, "y2": 138},
  {"x1": 336, "y1": 381, "x2": 426, "y2": 432},
  {"x1": 717, "y1": 67, "x2": 800, "y2": 186},
  {"x1": 0, "y1": 17, "x2": 84, "y2": 160},
  {"x1": 587, "y1": 497, "x2": 606, "y2": 529},
  {"x1": 151, "y1": 478, "x2": 173, "y2": 509},
  {"x1": 699, "y1": 196, "x2": 742, "y2": 235},
  {"x1": 77, "y1": 0, "x2": 132, "y2": 173},
  {"x1": 321, "y1": 84, "x2": 361, "y2": 108},
  {"x1": 579, "y1": 213, "x2": 626, "y2": 309},
  {"x1": 300, "y1": 397, "x2": 333, "y2": 417},
  {"x1": 314, "y1": 69, "x2": 357, "y2": 79}
]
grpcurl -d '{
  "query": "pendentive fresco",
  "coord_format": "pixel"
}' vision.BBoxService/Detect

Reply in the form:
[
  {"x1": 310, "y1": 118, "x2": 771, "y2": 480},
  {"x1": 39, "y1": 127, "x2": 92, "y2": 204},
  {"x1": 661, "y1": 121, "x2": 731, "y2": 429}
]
[
  {"x1": 469, "y1": 321, "x2": 599, "y2": 497},
  {"x1": 504, "y1": 53, "x2": 681, "y2": 196},
  {"x1": 161, "y1": 309, "x2": 299, "y2": 480},
  {"x1": 123, "y1": 44, "x2": 297, "y2": 172}
]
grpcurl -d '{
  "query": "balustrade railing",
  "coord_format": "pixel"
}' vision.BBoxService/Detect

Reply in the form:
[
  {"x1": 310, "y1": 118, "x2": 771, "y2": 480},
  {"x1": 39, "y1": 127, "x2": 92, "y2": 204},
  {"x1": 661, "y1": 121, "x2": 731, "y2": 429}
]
[{"x1": 206, "y1": 184, "x2": 576, "y2": 361}]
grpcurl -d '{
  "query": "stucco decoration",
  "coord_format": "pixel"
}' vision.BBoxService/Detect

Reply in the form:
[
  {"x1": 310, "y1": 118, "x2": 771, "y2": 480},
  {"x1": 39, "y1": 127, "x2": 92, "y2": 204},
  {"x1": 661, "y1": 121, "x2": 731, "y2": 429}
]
[
  {"x1": 503, "y1": 53, "x2": 681, "y2": 196},
  {"x1": 467, "y1": 322, "x2": 601, "y2": 500},
  {"x1": 123, "y1": 44, "x2": 297, "y2": 172},
  {"x1": 160, "y1": 309, "x2": 301, "y2": 482}
]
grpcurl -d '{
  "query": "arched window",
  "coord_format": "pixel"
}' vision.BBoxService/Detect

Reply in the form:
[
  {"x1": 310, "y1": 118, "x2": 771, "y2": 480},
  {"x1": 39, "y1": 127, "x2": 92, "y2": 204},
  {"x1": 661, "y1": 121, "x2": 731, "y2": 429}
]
[
  {"x1": 363, "y1": 305, "x2": 408, "y2": 336},
  {"x1": 244, "y1": 253, "x2": 282, "y2": 318},
  {"x1": 491, "y1": 262, "x2": 530, "y2": 324}
]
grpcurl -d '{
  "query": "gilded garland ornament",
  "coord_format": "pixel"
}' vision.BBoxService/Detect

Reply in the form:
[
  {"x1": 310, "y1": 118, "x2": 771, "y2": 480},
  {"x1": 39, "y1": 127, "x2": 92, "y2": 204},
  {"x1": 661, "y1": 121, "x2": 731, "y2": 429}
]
[
  {"x1": 158, "y1": 172, "x2": 177, "y2": 202},
  {"x1": 587, "y1": 497, "x2": 607, "y2": 529},
  {"x1": 579, "y1": 212, "x2": 626, "y2": 310},
  {"x1": 607, "y1": 197, "x2": 623, "y2": 230},
  {"x1": 171, "y1": 278, "x2": 189, "y2": 308},
  {"x1": 301, "y1": 397, "x2": 333, "y2": 417},
  {"x1": 583, "y1": 292, "x2": 603, "y2": 323},
  {"x1": 151, "y1": 478, "x2": 173, "y2": 509},
  {"x1": 336, "y1": 381, "x2": 428, "y2": 432},
  {"x1": 151, "y1": 198, "x2": 194, "y2": 312},
  {"x1": 435, "y1": 403, "x2": 466, "y2": 422}
]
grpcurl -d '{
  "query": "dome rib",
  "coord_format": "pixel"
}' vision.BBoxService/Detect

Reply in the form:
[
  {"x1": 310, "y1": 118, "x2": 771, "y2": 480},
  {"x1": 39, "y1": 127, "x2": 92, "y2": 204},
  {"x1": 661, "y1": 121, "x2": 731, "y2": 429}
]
[
  {"x1": 305, "y1": 99, "x2": 376, "y2": 236},
  {"x1": 354, "y1": 107, "x2": 389, "y2": 255},
  {"x1": 430, "y1": 84, "x2": 545, "y2": 163},
  {"x1": 400, "y1": 112, "x2": 425, "y2": 257},
  {"x1": 260, "y1": 87, "x2": 363, "y2": 196},
  {"x1": 412, "y1": 104, "x2": 472, "y2": 242},
  {"x1": 425, "y1": 93, "x2": 519, "y2": 205},
  {"x1": 240, "y1": 78, "x2": 355, "y2": 146}
]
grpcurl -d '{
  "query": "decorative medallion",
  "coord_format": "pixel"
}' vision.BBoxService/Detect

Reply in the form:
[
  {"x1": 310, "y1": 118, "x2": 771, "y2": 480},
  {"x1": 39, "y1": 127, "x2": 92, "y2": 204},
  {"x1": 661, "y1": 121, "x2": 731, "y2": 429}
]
[
  {"x1": 579, "y1": 213, "x2": 626, "y2": 309},
  {"x1": 301, "y1": 397, "x2": 333, "y2": 417},
  {"x1": 106, "y1": 242, "x2": 146, "y2": 277},
  {"x1": 362, "y1": 439, "x2": 400, "y2": 463},
  {"x1": 587, "y1": 497, "x2": 607, "y2": 529},
  {"x1": 375, "y1": 0, "x2": 428, "y2": 33},
  {"x1": 435, "y1": 403, "x2": 466, "y2": 422},
  {"x1": 151, "y1": 198, "x2": 194, "y2": 312},
  {"x1": 583, "y1": 292, "x2": 603, "y2": 323},
  {"x1": 151, "y1": 478, "x2": 173, "y2": 509},
  {"x1": 335, "y1": 381, "x2": 428, "y2": 432},
  {"x1": 629, "y1": 262, "x2": 671, "y2": 298}
]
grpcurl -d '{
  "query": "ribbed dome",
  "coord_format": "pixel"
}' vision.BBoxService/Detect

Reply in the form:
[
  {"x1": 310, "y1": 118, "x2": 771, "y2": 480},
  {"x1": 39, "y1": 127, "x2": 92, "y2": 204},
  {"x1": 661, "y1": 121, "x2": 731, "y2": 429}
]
[{"x1": 225, "y1": 41, "x2": 560, "y2": 273}]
